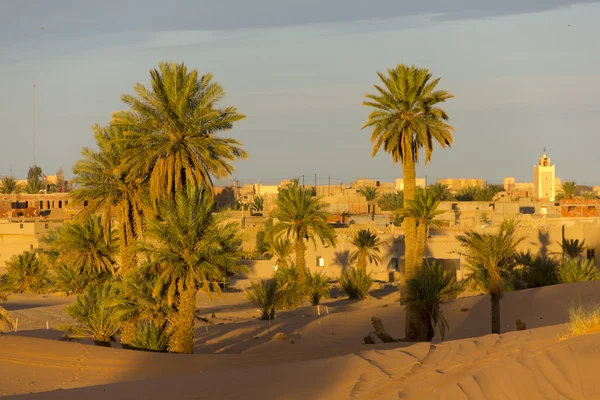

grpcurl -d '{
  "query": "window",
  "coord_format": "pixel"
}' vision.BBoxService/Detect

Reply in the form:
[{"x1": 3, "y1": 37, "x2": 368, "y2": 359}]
[
  {"x1": 58, "y1": 200, "x2": 62, "y2": 208},
  {"x1": 588, "y1": 206, "x2": 596, "y2": 211},
  {"x1": 568, "y1": 206, "x2": 577, "y2": 212},
  {"x1": 19, "y1": 224, "x2": 23, "y2": 229},
  {"x1": 84, "y1": 201, "x2": 89, "y2": 207}
]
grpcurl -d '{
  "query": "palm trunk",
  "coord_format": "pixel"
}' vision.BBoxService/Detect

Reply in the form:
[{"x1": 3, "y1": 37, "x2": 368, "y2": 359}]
[
  {"x1": 295, "y1": 234, "x2": 307, "y2": 280},
  {"x1": 491, "y1": 292, "x2": 501, "y2": 334},
  {"x1": 413, "y1": 221, "x2": 428, "y2": 267},
  {"x1": 358, "y1": 253, "x2": 367, "y2": 272},
  {"x1": 168, "y1": 284, "x2": 198, "y2": 354},
  {"x1": 118, "y1": 202, "x2": 138, "y2": 272}
]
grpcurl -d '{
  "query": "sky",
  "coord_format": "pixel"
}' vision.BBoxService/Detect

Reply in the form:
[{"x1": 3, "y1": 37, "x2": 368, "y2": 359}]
[{"x1": 1, "y1": 0, "x2": 600, "y2": 187}]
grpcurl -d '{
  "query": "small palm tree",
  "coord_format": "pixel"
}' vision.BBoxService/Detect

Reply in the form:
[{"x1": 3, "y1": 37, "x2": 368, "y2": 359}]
[
  {"x1": 111, "y1": 61, "x2": 247, "y2": 202},
  {"x1": 475, "y1": 186, "x2": 500, "y2": 201},
  {"x1": 359, "y1": 187, "x2": 378, "y2": 213},
  {"x1": 304, "y1": 269, "x2": 331, "y2": 306},
  {"x1": 558, "y1": 258, "x2": 600, "y2": 283},
  {"x1": 25, "y1": 178, "x2": 43, "y2": 194},
  {"x1": 456, "y1": 219, "x2": 523, "y2": 334},
  {"x1": 66, "y1": 282, "x2": 120, "y2": 346},
  {"x1": 559, "y1": 238, "x2": 585, "y2": 260},
  {"x1": 0, "y1": 177, "x2": 23, "y2": 194},
  {"x1": 349, "y1": 229, "x2": 382, "y2": 271},
  {"x1": 339, "y1": 268, "x2": 373, "y2": 299},
  {"x1": 263, "y1": 237, "x2": 294, "y2": 268},
  {"x1": 246, "y1": 279, "x2": 282, "y2": 320},
  {"x1": 274, "y1": 264, "x2": 306, "y2": 309},
  {"x1": 271, "y1": 184, "x2": 336, "y2": 280},
  {"x1": 401, "y1": 190, "x2": 444, "y2": 266},
  {"x1": 518, "y1": 254, "x2": 559, "y2": 288},
  {"x1": 250, "y1": 196, "x2": 264, "y2": 214},
  {"x1": 455, "y1": 186, "x2": 479, "y2": 201},
  {"x1": 403, "y1": 262, "x2": 463, "y2": 341},
  {"x1": 428, "y1": 183, "x2": 452, "y2": 201},
  {"x1": 378, "y1": 190, "x2": 404, "y2": 211},
  {"x1": 2, "y1": 250, "x2": 50, "y2": 293},
  {"x1": 559, "y1": 181, "x2": 577, "y2": 200}
]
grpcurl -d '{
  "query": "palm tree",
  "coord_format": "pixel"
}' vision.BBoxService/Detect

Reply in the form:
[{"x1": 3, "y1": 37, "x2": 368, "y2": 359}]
[
  {"x1": 475, "y1": 186, "x2": 500, "y2": 201},
  {"x1": 456, "y1": 186, "x2": 479, "y2": 201},
  {"x1": 401, "y1": 190, "x2": 444, "y2": 264},
  {"x1": 110, "y1": 61, "x2": 247, "y2": 203},
  {"x1": 559, "y1": 238, "x2": 585, "y2": 260},
  {"x1": 403, "y1": 262, "x2": 463, "y2": 341},
  {"x1": 27, "y1": 165, "x2": 42, "y2": 181},
  {"x1": 42, "y1": 216, "x2": 118, "y2": 275},
  {"x1": 428, "y1": 183, "x2": 452, "y2": 201},
  {"x1": 456, "y1": 219, "x2": 523, "y2": 334},
  {"x1": 559, "y1": 181, "x2": 577, "y2": 200},
  {"x1": 246, "y1": 279, "x2": 282, "y2": 320},
  {"x1": 71, "y1": 125, "x2": 148, "y2": 271},
  {"x1": 263, "y1": 237, "x2": 294, "y2": 268},
  {"x1": 271, "y1": 184, "x2": 336, "y2": 280},
  {"x1": 349, "y1": 229, "x2": 382, "y2": 271},
  {"x1": 0, "y1": 177, "x2": 23, "y2": 194},
  {"x1": 359, "y1": 187, "x2": 378, "y2": 213},
  {"x1": 250, "y1": 195, "x2": 264, "y2": 214},
  {"x1": 24, "y1": 178, "x2": 43, "y2": 194},
  {"x1": 138, "y1": 186, "x2": 243, "y2": 353},
  {"x1": 378, "y1": 190, "x2": 404, "y2": 211},
  {"x1": 362, "y1": 65, "x2": 454, "y2": 284},
  {"x1": 2, "y1": 250, "x2": 50, "y2": 293}
]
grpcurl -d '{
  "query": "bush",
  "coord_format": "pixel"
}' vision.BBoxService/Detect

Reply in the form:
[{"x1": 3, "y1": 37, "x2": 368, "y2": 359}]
[
  {"x1": 562, "y1": 303, "x2": 600, "y2": 340},
  {"x1": 403, "y1": 263, "x2": 463, "y2": 341},
  {"x1": 66, "y1": 282, "x2": 120, "y2": 346},
  {"x1": 520, "y1": 256, "x2": 559, "y2": 288},
  {"x1": 339, "y1": 268, "x2": 373, "y2": 299},
  {"x1": 558, "y1": 258, "x2": 600, "y2": 283},
  {"x1": 53, "y1": 264, "x2": 111, "y2": 294},
  {"x1": 1, "y1": 250, "x2": 50, "y2": 293},
  {"x1": 304, "y1": 269, "x2": 331, "y2": 306},
  {"x1": 246, "y1": 279, "x2": 282, "y2": 320},
  {"x1": 275, "y1": 265, "x2": 306, "y2": 309},
  {"x1": 124, "y1": 321, "x2": 171, "y2": 352}
]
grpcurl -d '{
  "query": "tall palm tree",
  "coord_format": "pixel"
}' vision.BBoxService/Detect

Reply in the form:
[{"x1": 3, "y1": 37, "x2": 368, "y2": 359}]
[
  {"x1": 401, "y1": 190, "x2": 444, "y2": 264},
  {"x1": 25, "y1": 178, "x2": 43, "y2": 194},
  {"x1": 559, "y1": 181, "x2": 577, "y2": 200},
  {"x1": 138, "y1": 186, "x2": 243, "y2": 353},
  {"x1": 0, "y1": 177, "x2": 23, "y2": 194},
  {"x1": 362, "y1": 65, "x2": 454, "y2": 283},
  {"x1": 427, "y1": 183, "x2": 452, "y2": 201},
  {"x1": 349, "y1": 229, "x2": 382, "y2": 271},
  {"x1": 263, "y1": 237, "x2": 294, "y2": 268},
  {"x1": 456, "y1": 219, "x2": 523, "y2": 334},
  {"x1": 71, "y1": 125, "x2": 148, "y2": 271},
  {"x1": 271, "y1": 184, "x2": 336, "y2": 280},
  {"x1": 41, "y1": 216, "x2": 118, "y2": 275},
  {"x1": 110, "y1": 61, "x2": 247, "y2": 203}
]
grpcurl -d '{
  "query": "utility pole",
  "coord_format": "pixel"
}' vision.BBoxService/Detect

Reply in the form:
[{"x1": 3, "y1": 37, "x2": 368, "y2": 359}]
[
  {"x1": 314, "y1": 173, "x2": 317, "y2": 196},
  {"x1": 33, "y1": 82, "x2": 36, "y2": 166},
  {"x1": 328, "y1": 176, "x2": 331, "y2": 196},
  {"x1": 302, "y1": 175, "x2": 304, "y2": 188}
]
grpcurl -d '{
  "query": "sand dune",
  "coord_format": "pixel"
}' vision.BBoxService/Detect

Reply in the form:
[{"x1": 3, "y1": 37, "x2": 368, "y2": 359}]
[{"x1": 2, "y1": 282, "x2": 600, "y2": 399}]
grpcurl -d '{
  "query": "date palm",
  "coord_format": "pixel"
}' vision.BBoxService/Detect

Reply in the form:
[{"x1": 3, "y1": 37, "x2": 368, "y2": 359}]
[
  {"x1": 559, "y1": 181, "x2": 577, "y2": 200},
  {"x1": 25, "y1": 178, "x2": 43, "y2": 194},
  {"x1": 138, "y1": 186, "x2": 243, "y2": 353},
  {"x1": 456, "y1": 219, "x2": 523, "y2": 334},
  {"x1": 401, "y1": 190, "x2": 444, "y2": 264},
  {"x1": 0, "y1": 177, "x2": 23, "y2": 194},
  {"x1": 379, "y1": 190, "x2": 404, "y2": 211},
  {"x1": 71, "y1": 125, "x2": 147, "y2": 271},
  {"x1": 263, "y1": 237, "x2": 294, "y2": 268},
  {"x1": 350, "y1": 229, "x2": 382, "y2": 271},
  {"x1": 110, "y1": 61, "x2": 247, "y2": 203},
  {"x1": 271, "y1": 184, "x2": 336, "y2": 280},
  {"x1": 427, "y1": 183, "x2": 452, "y2": 201}
]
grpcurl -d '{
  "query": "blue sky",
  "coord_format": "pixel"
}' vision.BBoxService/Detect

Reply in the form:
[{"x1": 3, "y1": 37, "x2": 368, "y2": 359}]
[{"x1": 1, "y1": 0, "x2": 600, "y2": 186}]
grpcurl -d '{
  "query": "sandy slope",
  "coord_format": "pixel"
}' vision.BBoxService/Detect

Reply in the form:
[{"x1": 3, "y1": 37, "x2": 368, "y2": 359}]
[{"x1": 2, "y1": 282, "x2": 600, "y2": 399}]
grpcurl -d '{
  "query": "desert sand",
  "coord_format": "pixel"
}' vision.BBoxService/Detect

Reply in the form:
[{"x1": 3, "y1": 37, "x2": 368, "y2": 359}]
[{"x1": 2, "y1": 281, "x2": 600, "y2": 399}]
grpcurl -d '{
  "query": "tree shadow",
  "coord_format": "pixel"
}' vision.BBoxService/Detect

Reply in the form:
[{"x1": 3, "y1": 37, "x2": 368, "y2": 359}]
[
  {"x1": 332, "y1": 250, "x2": 351, "y2": 273},
  {"x1": 536, "y1": 228, "x2": 550, "y2": 258}
]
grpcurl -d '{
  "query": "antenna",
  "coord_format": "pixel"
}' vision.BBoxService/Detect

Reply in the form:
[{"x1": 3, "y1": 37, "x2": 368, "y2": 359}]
[{"x1": 33, "y1": 82, "x2": 36, "y2": 166}]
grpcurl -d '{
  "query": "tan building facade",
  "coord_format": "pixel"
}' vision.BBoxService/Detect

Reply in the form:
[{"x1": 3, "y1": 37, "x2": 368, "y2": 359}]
[
  {"x1": 395, "y1": 178, "x2": 426, "y2": 191},
  {"x1": 533, "y1": 153, "x2": 556, "y2": 201},
  {"x1": 437, "y1": 178, "x2": 484, "y2": 193}
]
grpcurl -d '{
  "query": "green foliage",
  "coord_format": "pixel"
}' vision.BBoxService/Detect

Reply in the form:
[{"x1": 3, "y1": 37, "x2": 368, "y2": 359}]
[
  {"x1": 402, "y1": 189, "x2": 444, "y2": 227},
  {"x1": 53, "y1": 265, "x2": 111, "y2": 295},
  {"x1": 339, "y1": 268, "x2": 373, "y2": 300},
  {"x1": 358, "y1": 187, "x2": 378, "y2": 202},
  {"x1": 558, "y1": 181, "x2": 577, "y2": 200},
  {"x1": 1, "y1": 250, "x2": 50, "y2": 293},
  {"x1": 66, "y1": 282, "x2": 121, "y2": 345},
  {"x1": 403, "y1": 262, "x2": 463, "y2": 341},
  {"x1": 558, "y1": 258, "x2": 600, "y2": 283},
  {"x1": 0, "y1": 176, "x2": 23, "y2": 194},
  {"x1": 475, "y1": 186, "x2": 501, "y2": 201},
  {"x1": 559, "y1": 238, "x2": 585, "y2": 259},
  {"x1": 246, "y1": 279, "x2": 282, "y2": 320},
  {"x1": 427, "y1": 183, "x2": 453, "y2": 201},
  {"x1": 251, "y1": 196, "x2": 264, "y2": 213},
  {"x1": 25, "y1": 178, "x2": 43, "y2": 194},
  {"x1": 274, "y1": 265, "x2": 306, "y2": 309},
  {"x1": 255, "y1": 231, "x2": 268, "y2": 256},
  {"x1": 110, "y1": 61, "x2": 247, "y2": 203},
  {"x1": 27, "y1": 165, "x2": 43, "y2": 181},
  {"x1": 378, "y1": 190, "x2": 404, "y2": 211},
  {"x1": 263, "y1": 237, "x2": 294, "y2": 268},
  {"x1": 517, "y1": 253, "x2": 559, "y2": 288},
  {"x1": 362, "y1": 64, "x2": 454, "y2": 165},
  {"x1": 304, "y1": 269, "x2": 331, "y2": 306},
  {"x1": 350, "y1": 229, "x2": 382, "y2": 270},
  {"x1": 455, "y1": 186, "x2": 479, "y2": 201},
  {"x1": 126, "y1": 321, "x2": 172, "y2": 353}
]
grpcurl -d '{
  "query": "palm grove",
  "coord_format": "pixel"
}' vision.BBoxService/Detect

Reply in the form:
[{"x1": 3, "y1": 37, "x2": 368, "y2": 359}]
[{"x1": 2, "y1": 62, "x2": 597, "y2": 348}]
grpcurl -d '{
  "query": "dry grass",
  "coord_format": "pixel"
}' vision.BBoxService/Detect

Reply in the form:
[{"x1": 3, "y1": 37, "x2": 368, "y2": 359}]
[{"x1": 561, "y1": 303, "x2": 600, "y2": 340}]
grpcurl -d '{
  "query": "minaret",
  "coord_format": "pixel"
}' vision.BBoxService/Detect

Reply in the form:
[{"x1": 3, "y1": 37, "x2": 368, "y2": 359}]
[{"x1": 533, "y1": 150, "x2": 556, "y2": 201}]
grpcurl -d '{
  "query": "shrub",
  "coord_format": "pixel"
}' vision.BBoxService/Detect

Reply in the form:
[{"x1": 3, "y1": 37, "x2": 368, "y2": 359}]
[
  {"x1": 304, "y1": 269, "x2": 331, "y2": 306},
  {"x1": 339, "y1": 268, "x2": 373, "y2": 299},
  {"x1": 520, "y1": 256, "x2": 559, "y2": 288},
  {"x1": 1, "y1": 250, "x2": 50, "y2": 293},
  {"x1": 274, "y1": 265, "x2": 306, "y2": 309},
  {"x1": 66, "y1": 282, "x2": 120, "y2": 346},
  {"x1": 246, "y1": 279, "x2": 282, "y2": 320},
  {"x1": 53, "y1": 264, "x2": 111, "y2": 294},
  {"x1": 558, "y1": 258, "x2": 600, "y2": 283},
  {"x1": 403, "y1": 263, "x2": 463, "y2": 341},
  {"x1": 125, "y1": 321, "x2": 171, "y2": 352},
  {"x1": 562, "y1": 303, "x2": 600, "y2": 340}
]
